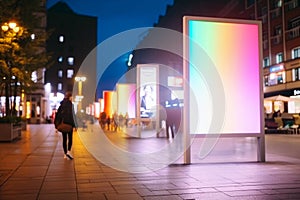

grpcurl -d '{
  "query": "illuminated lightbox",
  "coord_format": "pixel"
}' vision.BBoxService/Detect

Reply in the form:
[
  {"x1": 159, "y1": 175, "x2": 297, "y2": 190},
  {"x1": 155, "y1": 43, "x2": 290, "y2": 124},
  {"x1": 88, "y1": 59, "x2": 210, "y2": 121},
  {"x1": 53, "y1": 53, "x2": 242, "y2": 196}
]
[
  {"x1": 184, "y1": 16, "x2": 263, "y2": 134},
  {"x1": 116, "y1": 84, "x2": 136, "y2": 118}
]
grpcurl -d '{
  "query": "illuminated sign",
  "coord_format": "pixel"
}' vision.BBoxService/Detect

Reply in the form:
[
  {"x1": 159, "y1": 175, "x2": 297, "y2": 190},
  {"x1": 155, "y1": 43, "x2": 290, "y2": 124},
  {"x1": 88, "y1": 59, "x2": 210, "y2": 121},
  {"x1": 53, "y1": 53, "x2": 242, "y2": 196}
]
[
  {"x1": 270, "y1": 65, "x2": 284, "y2": 73},
  {"x1": 184, "y1": 16, "x2": 262, "y2": 134}
]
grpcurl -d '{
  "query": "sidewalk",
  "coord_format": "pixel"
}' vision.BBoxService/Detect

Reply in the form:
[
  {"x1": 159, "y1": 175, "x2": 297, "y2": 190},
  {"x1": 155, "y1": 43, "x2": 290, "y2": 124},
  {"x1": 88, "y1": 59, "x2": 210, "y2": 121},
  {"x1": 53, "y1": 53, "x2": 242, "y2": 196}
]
[{"x1": 1, "y1": 124, "x2": 300, "y2": 199}]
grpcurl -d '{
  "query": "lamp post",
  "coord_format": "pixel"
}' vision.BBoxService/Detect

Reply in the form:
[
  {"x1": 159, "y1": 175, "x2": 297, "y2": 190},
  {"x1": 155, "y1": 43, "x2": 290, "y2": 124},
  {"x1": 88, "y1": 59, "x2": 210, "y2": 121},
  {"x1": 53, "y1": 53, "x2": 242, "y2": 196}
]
[
  {"x1": 75, "y1": 76, "x2": 86, "y2": 112},
  {"x1": 1, "y1": 22, "x2": 21, "y2": 116}
]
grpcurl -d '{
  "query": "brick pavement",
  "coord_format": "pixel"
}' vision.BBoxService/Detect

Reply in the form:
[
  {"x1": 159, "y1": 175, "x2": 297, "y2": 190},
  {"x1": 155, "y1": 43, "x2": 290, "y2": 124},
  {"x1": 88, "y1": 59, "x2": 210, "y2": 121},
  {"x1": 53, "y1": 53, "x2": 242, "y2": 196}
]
[{"x1": 0, "y1": 124, "x2": 300, "y2": 199}]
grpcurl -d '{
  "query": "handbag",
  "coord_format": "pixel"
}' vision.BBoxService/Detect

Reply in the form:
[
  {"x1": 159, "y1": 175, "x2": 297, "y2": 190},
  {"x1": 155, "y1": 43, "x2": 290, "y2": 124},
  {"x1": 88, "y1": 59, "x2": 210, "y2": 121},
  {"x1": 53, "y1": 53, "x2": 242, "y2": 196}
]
[{"x1": 57, "y1": 120, "x2": 73, "y2": 132}]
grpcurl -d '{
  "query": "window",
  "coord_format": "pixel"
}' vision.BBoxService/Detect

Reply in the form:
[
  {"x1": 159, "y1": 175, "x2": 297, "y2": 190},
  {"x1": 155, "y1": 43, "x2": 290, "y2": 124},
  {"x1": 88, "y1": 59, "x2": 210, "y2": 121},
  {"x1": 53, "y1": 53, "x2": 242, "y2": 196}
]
[
  {"x1": 58, "y1": 56, "x2": 63, "y2": 63},
  {"x1": 292, "y1": 68, "x2": 300, "y2": 81},
  {"x1": 274, "y1": 25, "x2": 282, "y2": 35},
  {"x1": 58, "y1": 35, "x2": 64, "y2": 43},
  {"x1": 58, "y1": 83, "x2": 62, "y2": 91},
  {"x1": 277, "y1": 0, "x2": 282, "y2": 7},
  {"x1": 67, "y1": 57, "x2": 74, "y2": 65},
  {"x1": 268, "y1": 72, "x2": 285, "y2": 85},
  {"x1": 287, "y1": 17, "x2": 300, "y2": 39},
  {"x1": 58, "y1": 70, "x2": 63, "y2": 78},
  {"x1": 292, "y1": 47, "x2": 300, "y2": 59},
  {"x1": 286, "y1": 0, "x2": 298, "y2": 10},
  {"x1": 263, "y1": 57, "x2": 270, "y2": 67},
  {"x1": 261, "y1": 6, "x2": 267, "y2": 15},
  {"x1": 246, "y1": 0, "x2": 255, "y2": 7},
  {"x1": 31, "y1": 71, "x2": 37, "y2": 83},
  {"x1": 264, "y1": 76, "x2": 269, "y2": 86},
  {"x1": 31, "y1": 34, "x2": 35, "y2": 40},
  {"x1": 290, "y1": 16, "x2": 300, "y2": 29},
  {"x1": 66, "y1": 69, "x2": 74, "y2": 78},
  {"x1": 276, "y1": 52, "x2": 283, "y2": 63}
]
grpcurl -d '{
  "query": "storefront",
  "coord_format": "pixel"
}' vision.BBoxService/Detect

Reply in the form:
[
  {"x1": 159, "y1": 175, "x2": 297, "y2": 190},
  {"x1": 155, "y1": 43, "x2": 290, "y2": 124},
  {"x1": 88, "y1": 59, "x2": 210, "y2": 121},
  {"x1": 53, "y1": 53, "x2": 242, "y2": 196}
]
[{"x1": 264, "y1": 88, "x2": 300, "y2": 114}]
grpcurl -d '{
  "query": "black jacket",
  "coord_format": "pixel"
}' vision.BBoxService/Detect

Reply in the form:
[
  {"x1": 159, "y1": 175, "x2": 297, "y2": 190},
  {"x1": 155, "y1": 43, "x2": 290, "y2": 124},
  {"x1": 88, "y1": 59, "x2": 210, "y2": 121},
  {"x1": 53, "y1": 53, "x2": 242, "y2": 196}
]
[{"x1": 55, "y1": 98, "x2": 77, "y2": 127}]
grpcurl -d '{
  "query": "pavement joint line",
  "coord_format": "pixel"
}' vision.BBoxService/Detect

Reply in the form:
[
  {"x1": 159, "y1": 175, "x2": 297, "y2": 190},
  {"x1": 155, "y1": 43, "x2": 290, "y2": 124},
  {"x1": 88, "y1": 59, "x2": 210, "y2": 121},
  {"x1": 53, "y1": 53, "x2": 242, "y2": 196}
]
[{"x1": 36, "y1": 127, "x2": 59, "y2": 199}]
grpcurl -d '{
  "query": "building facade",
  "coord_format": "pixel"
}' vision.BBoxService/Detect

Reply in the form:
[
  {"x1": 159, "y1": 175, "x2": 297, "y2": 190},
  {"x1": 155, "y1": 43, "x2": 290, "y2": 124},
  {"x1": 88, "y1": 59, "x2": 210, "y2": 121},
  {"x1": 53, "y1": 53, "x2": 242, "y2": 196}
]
[
  {"x1": 234, "y1": 0, "x2": 300, "y2": 113},
  {"x1": 129, "y1": 0, "x2": 300, "y2": 113},
  {"x1": 45, "y1": 2, "x2": 97, "y2": 116}
]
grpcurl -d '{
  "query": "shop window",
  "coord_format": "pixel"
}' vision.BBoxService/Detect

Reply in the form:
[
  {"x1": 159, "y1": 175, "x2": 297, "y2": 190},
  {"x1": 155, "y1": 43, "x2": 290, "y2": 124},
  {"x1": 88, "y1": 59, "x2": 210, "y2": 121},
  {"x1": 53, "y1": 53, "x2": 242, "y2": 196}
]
[
  {"x1": 58, "y1": 70, "x2": 63, "y2": 78},
  {"x1": 292, "y1": 47, "x2": 300, "y2": 59},
  {"x1": 66, "y1": 69, "x2": 74, "y2": 79},
  {"x1": 276, "y1": 52, "x2": 283, "y2": 64}
]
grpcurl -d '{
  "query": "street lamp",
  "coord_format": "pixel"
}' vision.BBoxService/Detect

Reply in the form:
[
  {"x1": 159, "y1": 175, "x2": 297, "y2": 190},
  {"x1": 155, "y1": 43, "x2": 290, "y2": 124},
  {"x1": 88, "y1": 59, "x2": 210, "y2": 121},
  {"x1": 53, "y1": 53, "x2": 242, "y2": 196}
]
[
  {"x1": 1, "y1": 22, "x2": 20, "y2": 33},
  {"x1": 75, "y1": 76, "x2": 86, "y2": 112},
  {"x1": 1, "y1": 21, "x2": 21, "y2": 116}
]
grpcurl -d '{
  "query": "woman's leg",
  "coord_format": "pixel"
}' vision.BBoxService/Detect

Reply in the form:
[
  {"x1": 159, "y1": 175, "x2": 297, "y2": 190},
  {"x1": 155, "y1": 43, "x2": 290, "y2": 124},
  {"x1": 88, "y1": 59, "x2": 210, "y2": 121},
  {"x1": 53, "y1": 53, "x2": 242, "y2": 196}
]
[
  {"x1": 62, "y1": 132, "x2": 68, "y2": 154},
  {"x1": 67, "y1": 130, "x2": 73, "y2": 151}
]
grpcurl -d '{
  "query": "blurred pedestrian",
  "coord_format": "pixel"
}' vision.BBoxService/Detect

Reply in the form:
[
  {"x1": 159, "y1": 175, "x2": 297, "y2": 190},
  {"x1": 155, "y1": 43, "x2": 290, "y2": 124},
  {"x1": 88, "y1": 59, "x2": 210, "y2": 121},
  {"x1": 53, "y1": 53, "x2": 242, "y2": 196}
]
[{"x1": 55, "y1": 91, "x2": 77, "y2": 160}]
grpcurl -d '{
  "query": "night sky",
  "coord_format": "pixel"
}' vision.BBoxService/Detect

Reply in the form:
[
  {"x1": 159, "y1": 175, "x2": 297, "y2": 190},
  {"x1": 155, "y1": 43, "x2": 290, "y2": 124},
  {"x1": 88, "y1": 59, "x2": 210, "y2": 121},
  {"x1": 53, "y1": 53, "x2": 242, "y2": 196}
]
[{"x1": 46, "y1": 0, "x2": 174, "y2": 98}]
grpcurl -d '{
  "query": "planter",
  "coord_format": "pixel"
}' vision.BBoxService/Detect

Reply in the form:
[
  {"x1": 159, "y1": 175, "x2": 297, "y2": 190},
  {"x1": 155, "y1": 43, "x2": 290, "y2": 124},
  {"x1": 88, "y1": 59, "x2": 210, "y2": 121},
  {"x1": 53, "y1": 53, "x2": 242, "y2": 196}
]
[{"x1": 0, "y1": 123, "x2": 22, "y2": 142}]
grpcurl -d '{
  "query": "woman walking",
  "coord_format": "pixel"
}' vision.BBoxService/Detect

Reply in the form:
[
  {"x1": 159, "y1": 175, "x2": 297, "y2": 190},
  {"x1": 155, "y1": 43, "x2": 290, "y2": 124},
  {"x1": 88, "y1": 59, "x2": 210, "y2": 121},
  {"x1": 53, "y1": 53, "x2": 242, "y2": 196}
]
[{"x1": 55, "y1": 91, "x2": 77, "y2": 160}]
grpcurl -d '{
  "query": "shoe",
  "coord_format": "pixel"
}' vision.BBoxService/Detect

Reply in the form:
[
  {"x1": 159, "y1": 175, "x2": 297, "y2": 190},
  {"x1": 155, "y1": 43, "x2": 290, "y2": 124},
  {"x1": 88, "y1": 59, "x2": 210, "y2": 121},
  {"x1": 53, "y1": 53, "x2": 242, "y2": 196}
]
[
  {"x1": 66, "y1": 151, "x2": 73, "y2": 160},
  {"x1": 64, "y1": 154, "x2": 67, "y2": 159}
]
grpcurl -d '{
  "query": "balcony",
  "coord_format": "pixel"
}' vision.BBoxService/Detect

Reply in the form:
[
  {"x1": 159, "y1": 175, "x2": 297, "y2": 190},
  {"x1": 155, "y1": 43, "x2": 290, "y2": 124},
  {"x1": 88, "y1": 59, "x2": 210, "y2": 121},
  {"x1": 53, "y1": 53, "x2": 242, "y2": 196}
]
[
  {"x1": 270, "y1": 7, "x2": 281, "y2": 19},
  {"x1": 285, "y1": 0, "x2": 298, "y2": 11},
  {"x1": 286, "y1": 26, "x2": 300, "y2": 40},
  {"x1": 270, "y1": 34, "x2": 282, "y2": 45}
]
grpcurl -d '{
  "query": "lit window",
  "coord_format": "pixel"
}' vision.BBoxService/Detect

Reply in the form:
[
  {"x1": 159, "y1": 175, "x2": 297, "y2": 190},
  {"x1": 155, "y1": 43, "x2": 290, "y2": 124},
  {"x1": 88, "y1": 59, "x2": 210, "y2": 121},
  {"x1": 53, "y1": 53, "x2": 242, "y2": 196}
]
[
  {"x1": 58, "y1": 70, "x2": 63, "y2": 78},
  {"x1": 58, "y1": 83, "x2": 62, "y2": 91},
  {"x1": 31, "y1": 71, "x2": 37, "y2": 83},
  {"x1": 276, "y1": 52, "x2": 283, "y2": 64},
  {"x1": 292, "y1": 68, "x2": 300, "y2": 81},
  {"x1": 292, "y1": 47, "x2": 300, "y2": 59},
  {"x1": 58, "y1": 56, "x2": 63, "y2": 63},
  {"x1": 59, "y1": 35, "x2": 64, "y2": 43},
  {"x1": 67, "y1": 69, "x2": 74, "y2": 78},
  {"x1": 268, "y1": 72, "x2": 285, "y2": 85},
  {"x1": 67, "y1": 57, "x2": 74, "y2": 65},
  {"x1": 263, "y1": 57, "x2": 270, "y2": 67}
]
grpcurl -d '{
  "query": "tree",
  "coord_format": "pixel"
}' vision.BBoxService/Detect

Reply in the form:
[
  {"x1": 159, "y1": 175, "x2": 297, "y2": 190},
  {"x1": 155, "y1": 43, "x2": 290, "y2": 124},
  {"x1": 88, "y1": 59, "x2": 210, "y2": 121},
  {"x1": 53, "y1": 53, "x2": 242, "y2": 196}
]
[{"x1": 0, "y1": 0, "x2": 51, "y2": 117}]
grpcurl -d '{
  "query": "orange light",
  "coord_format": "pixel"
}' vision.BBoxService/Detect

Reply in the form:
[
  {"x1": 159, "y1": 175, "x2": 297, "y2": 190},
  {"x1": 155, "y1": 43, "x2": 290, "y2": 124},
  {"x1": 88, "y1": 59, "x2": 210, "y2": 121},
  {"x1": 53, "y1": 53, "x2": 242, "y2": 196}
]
[{"x1": 26, "y1": 101, "x2": 31, "y2": 119}]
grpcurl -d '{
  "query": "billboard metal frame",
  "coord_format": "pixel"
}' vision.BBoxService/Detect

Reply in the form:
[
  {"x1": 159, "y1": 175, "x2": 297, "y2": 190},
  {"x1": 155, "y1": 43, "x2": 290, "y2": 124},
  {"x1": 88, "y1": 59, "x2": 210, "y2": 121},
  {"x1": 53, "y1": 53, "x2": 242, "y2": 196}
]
[{"x1": 183, "y1": 16, "x2": 265, "y2": 164}]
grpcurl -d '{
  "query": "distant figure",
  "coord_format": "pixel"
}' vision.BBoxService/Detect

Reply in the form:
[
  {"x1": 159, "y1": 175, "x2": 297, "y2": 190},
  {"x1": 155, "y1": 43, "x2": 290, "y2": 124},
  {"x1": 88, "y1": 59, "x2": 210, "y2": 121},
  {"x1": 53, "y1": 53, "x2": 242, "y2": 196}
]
[
  {"x1": 125, "y1": 112, "x2": 129, "y2": 127},
  {"x1": 107, "y1": 116, "x2": 111, "y2": 131},
  {"x1": 272, "y1": 110, "x2": 281, "y2": 119},
  {"x1": 99, "y1": 112, "x2": 107, "y2": 129}
]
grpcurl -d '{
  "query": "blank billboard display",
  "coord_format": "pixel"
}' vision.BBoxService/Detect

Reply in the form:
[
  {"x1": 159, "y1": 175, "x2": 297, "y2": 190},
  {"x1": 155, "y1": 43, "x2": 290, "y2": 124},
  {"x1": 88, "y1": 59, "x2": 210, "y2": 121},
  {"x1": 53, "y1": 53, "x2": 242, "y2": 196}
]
[{"x1": 184, "y1": 16, "x2": 262, "y2": 134}]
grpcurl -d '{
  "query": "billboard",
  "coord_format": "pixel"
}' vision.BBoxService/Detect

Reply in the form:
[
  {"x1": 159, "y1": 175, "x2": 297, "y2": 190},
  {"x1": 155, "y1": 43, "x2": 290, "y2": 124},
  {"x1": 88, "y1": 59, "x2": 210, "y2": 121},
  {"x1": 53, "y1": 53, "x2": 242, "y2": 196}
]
[
  {"x1": 137, "y1": 65, "x2": 158, "y2": 118},
  {"x1": 183, "y1": 16, "x2": 263, "y2": 135},
  {"x1": 116, "y1": 83, "x2": 136, "y2": 118}
]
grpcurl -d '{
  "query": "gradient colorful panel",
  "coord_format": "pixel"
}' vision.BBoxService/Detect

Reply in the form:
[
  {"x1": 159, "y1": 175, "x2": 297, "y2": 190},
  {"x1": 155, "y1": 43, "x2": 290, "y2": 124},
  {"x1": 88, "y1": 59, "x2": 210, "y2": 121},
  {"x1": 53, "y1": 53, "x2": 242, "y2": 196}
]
[
  {"x1": 186, "y1": 17, "x2": 262, "y2": 134},
  {"x1": 103, "y1": 91, "x2": 113, "y2": 118},
  {"x1": 116, "y1": 84, "x2": 136, "y2": 118}
]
